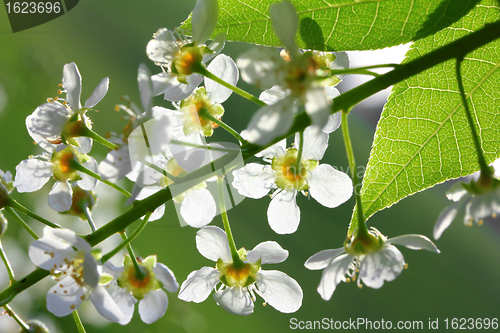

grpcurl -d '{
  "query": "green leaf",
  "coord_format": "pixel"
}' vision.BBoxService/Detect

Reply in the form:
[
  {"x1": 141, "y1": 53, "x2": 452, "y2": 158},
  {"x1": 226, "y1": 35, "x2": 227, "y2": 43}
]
[
  {"x1": 180, "y1": 0, "x2": 480, "y2": 51},
  {"x1": 351, "y1": 0, "x2": 500, "y2": 234}
]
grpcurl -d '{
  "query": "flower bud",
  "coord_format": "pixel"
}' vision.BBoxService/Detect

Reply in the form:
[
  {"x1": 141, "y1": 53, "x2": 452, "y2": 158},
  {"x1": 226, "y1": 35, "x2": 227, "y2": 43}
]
[
  {"x1": 0, "y1": 170, "x2": 13, "y2": 209},
  {"x1": 23, "y1": 319, "x2": 50, "y2": 333}
]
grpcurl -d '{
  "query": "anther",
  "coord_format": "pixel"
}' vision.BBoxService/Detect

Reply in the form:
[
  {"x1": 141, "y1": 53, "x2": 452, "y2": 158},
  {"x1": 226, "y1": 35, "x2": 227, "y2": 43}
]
[
  {"x1": 493, "y1": 213, "x2": 497, "y2": 218},
  {"x1": 404, "y1": 263, "x2": 408, "y2": 269},
  {"x1": 345, "y1": 277, "x2": 350, "y2": 283},
  {"x1": 478, "y1": 219, "x2": 484, "y2": 226}
]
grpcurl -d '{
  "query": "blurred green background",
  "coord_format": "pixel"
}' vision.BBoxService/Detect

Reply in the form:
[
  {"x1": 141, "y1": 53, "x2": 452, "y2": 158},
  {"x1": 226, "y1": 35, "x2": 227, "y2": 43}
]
[{"x1": 0, "y1": 1, "x2": 499, "y2": 332}]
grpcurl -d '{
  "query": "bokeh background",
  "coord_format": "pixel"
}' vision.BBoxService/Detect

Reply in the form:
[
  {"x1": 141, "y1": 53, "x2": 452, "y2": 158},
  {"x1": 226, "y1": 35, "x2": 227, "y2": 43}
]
[{"x1": 0, "y1": 1, "x2": 499, "y2": 332}]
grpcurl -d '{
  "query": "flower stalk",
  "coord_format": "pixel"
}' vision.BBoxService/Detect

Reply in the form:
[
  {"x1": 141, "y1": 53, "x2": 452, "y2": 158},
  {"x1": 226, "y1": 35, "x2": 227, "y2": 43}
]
[
  {"x1": 3, "y1": 304, "x2": 29, "y2": 331},
  {"x1": 4, "y1": 207, "x2": 39, "y2": 239},
  {"x1": 0, "y1": 242, "x2": 15, "y2": 283},
  {"x1": 217, "y1": 176, "x2": 244, "y2": 267},
  {"x1": 8, "y1": 200, "x2": 60, "y2": 229},
  {"x1": 73, "y1": 310, "x2": 87, "y2": 333},
  {"x1": 101, "y1": 211, "x2": 152, "y2": 264},
  {"x1": 69, "y1": 159, "x2": 131, "y2": 198},
  {"x1": 455, "y1": 57, "x2": 492, "y2": 178},
  {"x1": 341, "y1": 111, "x2": 368, "y2": 237},
  {"x1": 199, "y1": 107, "x2": 246, "y2": 144},
  {"x1": 195, "y1": 66, "x2": 266, "y2": 107}
]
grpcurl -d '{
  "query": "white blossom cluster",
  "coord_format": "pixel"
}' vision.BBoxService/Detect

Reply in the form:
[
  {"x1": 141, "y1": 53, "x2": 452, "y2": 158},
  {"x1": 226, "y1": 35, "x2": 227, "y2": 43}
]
[{"x1": 7, "y1": 0, "x2": 500, "y2": 331}]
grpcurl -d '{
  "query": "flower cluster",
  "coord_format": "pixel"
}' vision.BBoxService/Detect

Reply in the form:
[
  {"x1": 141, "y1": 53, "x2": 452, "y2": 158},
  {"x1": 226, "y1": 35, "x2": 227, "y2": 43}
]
[{"x1": 1, "y1": 0, "x2": 483, "y2": 331}]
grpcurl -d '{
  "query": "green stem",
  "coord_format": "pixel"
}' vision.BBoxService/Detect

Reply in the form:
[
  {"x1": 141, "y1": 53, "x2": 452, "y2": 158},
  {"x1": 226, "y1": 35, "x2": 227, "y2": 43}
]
[
  {"x1": 455, "y1": 57, "x2": 492, "y2": 177},
  {"x1": 4, "y1": 207, "x2": 39, "y2": 239},
  {"x1": 195, "y1": 67, "x2": 266, "y2": 107},
  {"x1": 83, "y1": 206, "x2": 96, "y2": 233},
  {"x1": 8, "y1": 200, "x2": 60, "y2": 229},
  {"x1": 73, "y1": 310, "x2": 86, "y2": 333},
  {"x1": 341, "y1": 111, "x2": 368, "y2": 236},
  {"x1": 2, "y1": 21, "x2": 500, "y2": 304},
  {"x1": 120, "y1": 231, "x2": 146, "y2": 280},
  {"x1": 0, "y1": 242, "x2": 15, "y2": 283},
  {"x1": 80, "y1": 127, "x2": 119, "y2": 150},
  {"x1": 70, "y1": 160, "x2": 131, "y2": 198},
  {"x1": 101, "y1": 211, "x2": 152, "y2": 264},
  {"x1": 3, "y1": 304, "x2": 29, "y2": 331},
  {"x1": 217, "y1": 176, "x2": 243, "y2": 266},
  {"x1": 199, "y1": 108, "x2": 247, "y2": 144}
]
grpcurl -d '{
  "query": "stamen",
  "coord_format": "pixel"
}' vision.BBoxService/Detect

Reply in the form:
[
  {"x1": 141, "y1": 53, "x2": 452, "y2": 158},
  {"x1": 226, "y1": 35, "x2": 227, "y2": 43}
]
[{"x1": 478, "y1": 219, "x2": 484, "y2": 226}]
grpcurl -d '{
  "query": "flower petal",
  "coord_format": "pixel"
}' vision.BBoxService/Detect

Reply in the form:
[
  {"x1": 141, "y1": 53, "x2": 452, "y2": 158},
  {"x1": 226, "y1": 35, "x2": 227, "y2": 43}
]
[
  {"x1": 244, "y1": 96, "x2": 295, "y2": 146},
  {"x1": 83, "y1": 251, "x2": 99, "y2": 288},
  {"x1": 51, "y1": 228, "x2": 91, "y2": 252},
  {"x1": 137, "y1": 64, "x2": 153, "y2": 118},
  {"x1": 90, "y1": 285, "x2": 124, "y2": 323},
  {"x1": 267, "y1": 190, "x2": 300, "y2": 234},
  {"x1": 46, "y1": 277, "x2": 85, "y2": 317},
  {"x1": 27, "y1": 103, "x2": 69, "y2": 139},
  {"x1": 317, "y1": 253, "x2": 353, "y2": 301},
  {"x1": 195, "y1": 226, "x2": 231, "y2": 262},
  {"x1": 178, "y1": 267, "x2": 220, "y2": 303},
  {"x1": 322, "y1": 112, "x2": 341, "y2": 134},
  {"x1": 254, "y1": 139, "x2": 286, "y2": 159},
  {"x1": 205, "y1": 33, "x2": 227, "y2": 62},
  {"x1": 308, "y1": 164, "x2": 353, "y2": 208},
  {"x1": 386, "y1": 234, "x2": 440, "y2": 253},
  {"x1": 247, "y1": 241, "x2": 288, "y2": 264},
  {"x1": 62, "y1": 62, "x2": 82, "y2": 111},
  {"x1": 255, "y1": 270, "x2": 302, "y2": 313},
  {"x1": 29, "y1": 237, "x2": 72, "y2": 270},
  {"x1": 304, "y1": 248, "x2": 346, "y2": 270},
  {"x1": 152, "y1": 72, "x2": 203, "y2": 101},
  {"x1": 213, "y1": 286, "x2": 254, "y2": 316},
  {"x1": 237, "y1": 46, "x2": 287, "y2": 89},
  {"x1": 98, "y1": 145, "x2": 132, "y2": 182},
  {"x1": 77, "y1": 156, "x2": 98, "y2": 191},
  {"x1": 48, "y1": 181, "x2": 73, "y2": 212},
  {"x1": 269, "y1": 1, "x2": 299, "y2": 56},
  {"x1": 305, "y1": 87, "x2": 330, "y2": 131},
  {"x1": 329, "y1": 52, "x2": 350, "y2": 81},
  {"x1": 259, "y1": 86, "x2": 289, "y2": 105},
  {"x1": 84, "y1": 77, "x2": 109, "y2": 108},
  {"x1": 295, "y1": 126, "x2": 329, "y2": 161},
  {"x1": 146, "y1": 28, "x2": 178, "y2": 64},
  {"x1": 445, "y1": 181, "x2": 468, "y2": 202},
  {"x1": 205, "y1": 54, "x2": 238, "y2": 104},
  {"x1": 13, "y1": 158, "x2": 52, "y2": 192},
  {"x1": 232, "y1": 163, "x2": 274, "y2": 199},
  {"x1": 192, "y1": 0, "x2": 219, "y2": 45},
  {"x1": 138, "y1": 289, "x2": 168, "y2": 324},
  {"x1": 433, "y1": 197, "x2": 467, "y2": 240},
  {"x1": 154, "y1": 263, "x2": 179, "y2": 293},
  {"x1": 180, "y1": 188, "x2": 216, "y2": 228},
  {"x1": 112, "y1": 289, "x2": 137, "y2": 325},
  {"x1": 359, "y1": 245, "x2": 404, "y2": 289}
]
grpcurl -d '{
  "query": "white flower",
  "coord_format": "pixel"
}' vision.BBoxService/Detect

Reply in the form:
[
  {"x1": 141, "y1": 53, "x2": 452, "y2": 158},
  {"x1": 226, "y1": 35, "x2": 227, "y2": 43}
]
[
  {"x1": 130, "y1": 147, "x2": 218, "y2": 227},
  {"x1": 236, "y1": 1, "x2": 349, "y2": 145},
  {"x1": 0, "y1": 169, "x2": 13, "y2": 208},
  {"x1": 104, "y1": 254, "x2": 178, "y2": 325},
  {"x1": 179, "y1": 54, "x2": 239, "y2": 137},
  {"x1": 98, "y1": 64, "x2": 155, "y2": 182},
  {"x1": 26, "y1": 62, "x2": 108, "y2": 153},
  {"x1": 305, "y1": 228, "x2": 440, "y2": 301},
  {"x1": 178, "y1": 226, "x2": 303, "y2": 315},
  {"x1": 28, "y1": 227, "x2": 123, "y2": 322},
  {"x1": 434, "y1": 159, "x2": 500, "y2": 239},
  {"x1": 232, "y1": 132, "x2": 353, "y2": 234},
  {"x1": 147, "y1": 0, "x2": 226, "y2": 101},
  {"x1": 13, "y1": 145, "x2": 98, "y2": 212}
]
